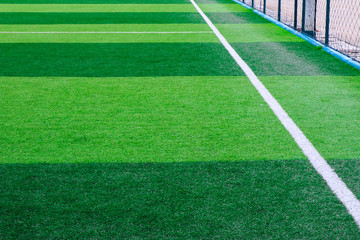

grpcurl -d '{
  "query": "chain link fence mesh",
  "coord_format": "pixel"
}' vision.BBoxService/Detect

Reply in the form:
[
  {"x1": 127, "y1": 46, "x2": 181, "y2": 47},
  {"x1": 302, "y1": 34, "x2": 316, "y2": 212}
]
[{"x1": 238, "y1": 0, "x2": 360, "y2": 62}]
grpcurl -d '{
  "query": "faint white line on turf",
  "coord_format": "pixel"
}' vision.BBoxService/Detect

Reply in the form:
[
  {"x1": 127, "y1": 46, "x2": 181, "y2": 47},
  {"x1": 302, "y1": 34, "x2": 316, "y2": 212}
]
[
  {"x1": 190, "y1": 0, "x2": 360, "y2": 228},
  {"x1": 0, "y1": 31, "x2": 213, "y2": 34}
]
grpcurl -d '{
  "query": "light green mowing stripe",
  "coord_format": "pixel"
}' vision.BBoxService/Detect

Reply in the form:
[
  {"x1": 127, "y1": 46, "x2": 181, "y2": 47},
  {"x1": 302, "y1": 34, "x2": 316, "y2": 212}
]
[
  {"x1": 216, "y1": 24, "x2": 305, "y2": 42},
  {"x1": 260, "y1": 76, "x2": 360, "y2": 160},
  {"x1": 0, "y1": 24, "x2": 211, "y2": 32},
  {"x1": 0, "y1": 76, "x2": 305, "y2": 163},
  {"x1": 0, "y1": 4, "x2": 249, "y2": 12},
  {"x1": 0, "y1": 32, "x2": 218, "y2": 43}
]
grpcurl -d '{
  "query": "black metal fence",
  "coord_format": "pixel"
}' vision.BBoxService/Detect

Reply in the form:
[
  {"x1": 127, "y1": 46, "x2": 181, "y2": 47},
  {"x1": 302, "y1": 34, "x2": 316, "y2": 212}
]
[{"x1": 239, "y1": 0, "x2": 360, "y2": 62}]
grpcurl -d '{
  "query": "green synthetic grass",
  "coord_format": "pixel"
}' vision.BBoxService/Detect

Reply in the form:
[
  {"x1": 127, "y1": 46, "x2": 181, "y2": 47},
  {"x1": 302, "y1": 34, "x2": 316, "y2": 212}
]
[
  {"x1": 0, "y1": 24, "x2": 216, "y2": 43},
  {"x1": 0, "y1": 12, "x2": 206, "y2": 24},
  {"x1": 329, "y1": 159, "x2": 360, "y2": 199},
  {"x1": 0, "y1": 32, "x2": 218, "y2": 43},
  {"x1": 0, "y1": 4, "x2": 198, "y2": 12},
  {"x1": 217, "y1": 24, "x2": 305, "y2": 42},
  {"x1": 0, "y1": 0, "x2": 191, "y2": 3},
  {"x1": 231, "y1": 42, "x2": 360, "y2": 76},
  {"x1": 259, "y1": 75, "x2": 360, "y2": 206},
  {"x1": 200, "y1": 3, "x2": 250, "y2": 12},
  {"x1": 197, "y1": 0, "x2": 236, "y2": 3},
  {"x1": 206, "y1": 12, "x2": 271, "y2": 24},
  {"x1": 0, "y1": 24, "x2": 211, "y2": 32},
  {"x1": 1, "y1": 0, "x2": 360, "y2": 237},
  {"x1": 0, "y1": 43, "x2": 245, "y2": 76},
  {"x1": 0, "y1": 12, "x2": 269, "y2": 25},
  {"x1": 260, "y1": 76, "x2": 360, "y2": 160},
  {"x1": 0, "y1": 76, "x2": 304, "y2": 163},
  {"x1": 0, "y1": 3, "x2": 247, "y2": 12},
  {"x1": 1, "y1": 161, "x2": 360, "y2": 239}
]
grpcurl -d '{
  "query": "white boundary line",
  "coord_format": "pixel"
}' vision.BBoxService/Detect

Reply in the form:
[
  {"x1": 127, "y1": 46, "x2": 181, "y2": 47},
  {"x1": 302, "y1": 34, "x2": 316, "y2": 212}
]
[
  {"x1": 0, "y1": 31, "x2": 213, "y2": 34},
  {"x1": 190, "y1": 0, "x2": 360, "y2": 227}
]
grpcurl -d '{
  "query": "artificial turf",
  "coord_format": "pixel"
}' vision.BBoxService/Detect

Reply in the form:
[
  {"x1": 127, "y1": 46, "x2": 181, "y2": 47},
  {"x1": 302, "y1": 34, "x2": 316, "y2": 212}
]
[
  {"x1": 260, "y1": 76, "x2": 360, "y2": 160},
  {"x1": 207, "y1": 11, "x2": 271, "y2": 24},
  {"x1": 0, "y1": 12, "x2": 267, "y2": 25},
  {"x1": 1, "y1": 0, "x2": 360, "y2": 238},
  {"x1": 0, "y1": 76, "x2": 303, "y2": 163},
  {"x1": 0, "y1": 32, "x2": 218, "y2": 43},
  {"x1": 231, "y1": 42, "x2": 360, "y2": 76},
  {"x1": 0, "y1": 12, "x2": 206, "y2": 24},
  {"x1": 328, "y1": 159, "x2": 360, "y2": 200},
  {"x1": 0, "y1": 43, "x2": 245, "y2": 76},
  {"x1": 217, "y1": 23, "x2": 305, "y2": 42},
  {"x1": 0, "y1": 0, "x2": 192, "y2": 3},
  {"x1": 1, "y1": 161, "x2": 360, "y2": 239},
  {"x1": 0, "y1": 4, "x2": 199, "y2": 12},
  {"x1": 0, "y1": 24, "x2": 211, "y2": 32},
  {"x1": 0, "y1": 3, "x2": 247, "y2": 12}
]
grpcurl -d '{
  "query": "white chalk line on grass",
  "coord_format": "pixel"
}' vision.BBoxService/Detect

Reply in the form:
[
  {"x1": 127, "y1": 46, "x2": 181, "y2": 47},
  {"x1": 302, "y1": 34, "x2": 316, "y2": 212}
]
[
  {"x1": 0, "y1": 31, "x2": 213, "y2": 34},
  {"x1": 190, "y1": 0, "x2": 360, "y2": 228}
]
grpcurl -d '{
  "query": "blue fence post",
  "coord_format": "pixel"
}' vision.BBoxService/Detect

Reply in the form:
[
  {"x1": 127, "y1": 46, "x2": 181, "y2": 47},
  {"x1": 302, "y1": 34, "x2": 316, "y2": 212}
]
[
  {"x1": 301, "y1": 0, "x2": 306, "y2": 32},
  {"x1": 264, "y1": 0, "x2": 266, "y2": 13},
  {"x1": 252, "y1": 0, "x2": 254, "y2": 8},
  {"x1": 294, "y1": 0, "x2": 298, "y2": 29},
  {"x1": 278, "y1": 0, "x2": 281, "y2": 21},
  {"x1": 325, "y1": 0, "x2": 331, "y2": 45}
]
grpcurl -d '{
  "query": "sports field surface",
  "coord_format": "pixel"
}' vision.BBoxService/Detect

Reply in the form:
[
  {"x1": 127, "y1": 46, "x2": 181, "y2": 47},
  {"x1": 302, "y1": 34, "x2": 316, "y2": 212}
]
[{"x1": 1, "y1": 0, "x2": 360, "y2": 239}]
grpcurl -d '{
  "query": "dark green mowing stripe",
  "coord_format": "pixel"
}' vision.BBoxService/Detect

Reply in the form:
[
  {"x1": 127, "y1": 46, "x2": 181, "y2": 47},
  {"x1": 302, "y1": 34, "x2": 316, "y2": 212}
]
[
  {"x1": 0, "y1": 12, "x2": 267, "y2": 25},
  {"x1": 328, "y1": 159, "x2": 360, "y2": 200},
  {"x1": 0, "y1": 43, "x2": 245, "y2": 77},
  {"x1": 1, "y1": 161, "x2": 360, "y2": 239},
  {"x1": 231, "y1": 42, "x2": 360, "y2": 76},
  {"x1": 0, "y1": 12, "x2": 204, "y2": 24}
]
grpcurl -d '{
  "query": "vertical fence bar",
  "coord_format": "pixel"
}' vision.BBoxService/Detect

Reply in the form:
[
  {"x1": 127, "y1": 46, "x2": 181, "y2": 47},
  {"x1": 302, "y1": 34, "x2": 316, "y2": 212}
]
[
  {"x1": 278, "y1": 0, "x2": 281, "y2": 21},
  {"x1": 301, "y1": 0, "x2": 306, "y2": 32},
  {"x1": 325, "y1": 0, "x2": 331, "y2": 45},
  {"x1": 264, "y1": 0, "x2": 266, "y2": 13},
  {"x1": 252, "y1": 0, "x2": 254, "y2": 8},
  {"x1": 294, "y1": 0, "x2": 298, "y2": 29}
]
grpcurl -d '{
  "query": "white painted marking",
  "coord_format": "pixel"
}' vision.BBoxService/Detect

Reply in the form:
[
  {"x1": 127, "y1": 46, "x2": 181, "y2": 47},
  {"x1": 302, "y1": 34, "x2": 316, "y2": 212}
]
[
  {"x1": 0, "y1": 31, "x2": 213, "y2": 34},
  {"x1": 190, "y1": 0, "x2": 360, "y2": 228}
]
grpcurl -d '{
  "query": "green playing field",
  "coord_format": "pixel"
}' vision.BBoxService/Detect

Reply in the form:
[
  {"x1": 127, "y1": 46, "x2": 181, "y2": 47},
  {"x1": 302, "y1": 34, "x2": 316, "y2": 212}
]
[{"x1": 0, "y1": 0, "x2": 359, "y2": 239}]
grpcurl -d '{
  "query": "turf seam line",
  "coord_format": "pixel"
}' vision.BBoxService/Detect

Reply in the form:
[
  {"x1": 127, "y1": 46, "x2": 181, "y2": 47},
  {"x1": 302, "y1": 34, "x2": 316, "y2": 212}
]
[
  {"x1": 0, "y1": 31, "x2": 213, "y2": 34},
  {"x1": 190, "y1": 0, "x2": 360, "y2": 228}
]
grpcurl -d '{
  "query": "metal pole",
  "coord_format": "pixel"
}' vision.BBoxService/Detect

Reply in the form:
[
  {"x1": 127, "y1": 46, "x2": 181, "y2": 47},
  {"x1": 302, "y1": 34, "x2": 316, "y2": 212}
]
[
  {"x1": 278, "y1": 0, "x2": 281, "y2": 21},
  {"x1": 325, "y1": 0, "x2": 330, "y2": 45},
  {"x1": 264, "y1": 0, "x2": 266, "y2": 13},
  {"x1": 294, "y1": 0, "x2": 298, "y2": 29},
  {"x1": 303, "y1": 0, "x2": 316, "y2": 36},
  {"x1": 301, "y1": 0, "x2": 306, "y2": 32},
  {"x1": 252, "y1": 0, "x2": 254, "y2": 8}
]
